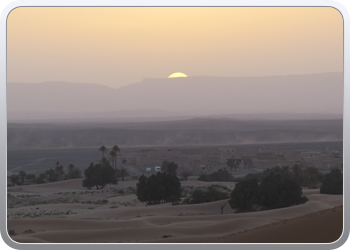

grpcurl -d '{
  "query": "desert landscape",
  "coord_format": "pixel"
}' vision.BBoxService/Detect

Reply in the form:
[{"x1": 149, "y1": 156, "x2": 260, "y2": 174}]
[
  {"x1": 6, "y1": 6, "x2": 344, "y2": 245},
  {"x1": 7, "y1": 116, "x2": 344, "y2": 244},
  {"x1": 7, "y1": 179, "x2": 343, "y2": 243}
]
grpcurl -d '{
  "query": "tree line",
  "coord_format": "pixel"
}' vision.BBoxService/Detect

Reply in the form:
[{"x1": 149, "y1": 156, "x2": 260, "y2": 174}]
[
  {"x1": 8, "y1": 162, "x2": 81, "y2": 186},
  {"x1": 9, "y1": 144, "x2": 342, "y2": 214},
  {"x1": 135, "y1": 165, "x2": 342, "y2": 212},
  {"x1": 82, "y1": 145, "x2": 129, "y2": 189}
]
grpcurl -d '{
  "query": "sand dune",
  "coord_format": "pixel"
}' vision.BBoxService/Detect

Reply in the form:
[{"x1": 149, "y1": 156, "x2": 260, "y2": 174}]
[
  {"x1": 207, "y1": 205, "x2": 343, "y2": 243},
  {"x1": 7, "y1": 179, "x2": 343, "y2": 243}
]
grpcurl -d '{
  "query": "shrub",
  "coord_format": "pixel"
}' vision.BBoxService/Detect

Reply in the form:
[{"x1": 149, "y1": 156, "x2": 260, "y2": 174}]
[
  {"x1": 301, "y1": 166, "x2": 324, "y2": 188},
  {"x1": 198, "y1": 169, "x2": 234, "y2": 182},
  {"x1": 206, "y1": 185, "x2": 229, "y2": 201},
  {"x1": 229, "y1": 171, "x2": 308, "y2": 212},
  {"x1": 67, "y1": 164, "x2": 82, "y2": 179},
  {"x1": 136, "y1": 174, "x2": 148, "y2": 202},
  {"x1": 184, "y1": 185, "x2": 229, "y2": 204},
  {"x1": 161, "y1": 161, "x2": 178, "y2": 176},
  {"x1": 136, "y1": 172, "x2": 182, "y2": 204},
  {"x1": 260, "y1": 172, "x2": 308, "y2": 209},
  {"x1": 82, "y1": 160, "x2": 118, "y2": 190},
  {"x1": 228, "y1": 178, "x2": 260, "y2": 211},
  {"x1": 187, "y1": 189, "x2": 206, "y2": 204},
  {"x1": 320, "y1": 169, "x2": 343, "y2": 195},
  {"x1": 198, "y1": 174, "x2": 209, "y2": 182}
]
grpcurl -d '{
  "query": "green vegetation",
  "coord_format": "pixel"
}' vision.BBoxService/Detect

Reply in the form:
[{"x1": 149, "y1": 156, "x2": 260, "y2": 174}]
[
  {"x1": 82, "y1": 159, "x2": 118, "y2": 190},
  {"x1": 198, "y1": 169, "x2": 234, "y2": 182},
  {"x1": 98, "y1": 145, "x2": 108, "y2": 159},
  {"x1": 320, "y1": 168, "x2": 343, "y2": 195},
  {"x1": 109, "y1": 145, "x2": 121, "y2": 170},
  {"x1": 136, "y1": 172, "x2": 182, "y2": 205},
  {"x1": 229, "y1": 166, "x2": 308, "y2": 212},
  {"x1": 161, "y1": 161, "x2": 178, "y2": 176},
  {"x1": 7, "y1": 163, "x2": 81, "y2": 186},
  {"x1": 259, "y1": 172, "x2": 308, "y2": 209},
  {"x1": 226, "y1": 158, "x2": 242, "y2": 172},
  {"x1": 67, "y1": 164, "x2": 82, "y2": 179},
  {"x1": 9, "y1": 174, "x2": 20, "y2": 186},
  {"x1": 229, "y1": 178, "x2": 260, "y2": 211},
  {"x1": 183, "y1": 185, "x2": 229, "y2": 204},
  {"x1": 237, "y1": 165, "x2": 324, "y2": 189},
  {"x1": 116, "y1": 168, "x2": 129, "y2": 181}
]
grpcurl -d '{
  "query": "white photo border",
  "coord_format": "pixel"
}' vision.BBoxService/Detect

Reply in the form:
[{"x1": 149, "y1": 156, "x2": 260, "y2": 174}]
[{"x1": 1, "y1": 1, "x2": 349, "y2": 249}]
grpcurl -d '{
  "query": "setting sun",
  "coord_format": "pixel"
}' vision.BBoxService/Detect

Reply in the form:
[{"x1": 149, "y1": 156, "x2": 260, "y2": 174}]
[{"x1": 168, "y1": 72, "x2": 188, "y2": 78}]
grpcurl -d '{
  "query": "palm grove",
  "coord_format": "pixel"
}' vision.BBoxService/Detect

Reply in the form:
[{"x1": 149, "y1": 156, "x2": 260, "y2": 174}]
[
  {"x1": 135, "y1": 163, "x2": 342, "y2": 212},
  {"x1": 9, "y1": 162, "x2": 81, "y2": 186},
  {"x1": 9, "y1": 144, "x2": 343, "y2": 213},
  {"x1": 82, "y1": 145, "x2": 129, "y2": 189},
  {"x1": 92, "y1": 146, "x2": 342, "y2": 212}
]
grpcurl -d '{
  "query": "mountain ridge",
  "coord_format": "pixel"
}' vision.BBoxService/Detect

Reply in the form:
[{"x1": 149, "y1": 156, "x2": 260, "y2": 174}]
[{"x1": 7, "y1": 72, "x2": 343, "y2": 121}]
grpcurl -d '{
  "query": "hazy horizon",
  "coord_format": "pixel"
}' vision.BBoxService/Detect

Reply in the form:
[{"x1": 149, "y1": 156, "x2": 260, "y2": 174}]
[
  {"x1": 7, "y1": 73, "x2": 344, "y2": 122},
  {"x1": 7, "y1": 7, "x2": 343, "y2": 88},
  {"x1": 7, "y1": 7, "x2": 343, "y2": 122},
  {"x1": 7, "y1": 71, "x2": 343, "y2": 89}
]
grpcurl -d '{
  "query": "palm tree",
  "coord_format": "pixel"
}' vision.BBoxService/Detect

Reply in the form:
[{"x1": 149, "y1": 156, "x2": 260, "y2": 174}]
[
  {"x1": 305, "y1": 166, "x2": 318, "y2": 185},
  {"x1": 118, "y1": 168, "x2": 129, "y2": 181},
  {"x1": 109, "y1": 150, "x2": 117, "y2": 170},
  {"x1": 292, "y1": 164, "x2": 302, "y2": 178},
  {"x1": 101, "y1": 157, "x2": 110, "y2": 166},
  {"x1": 55, "y1": 164, "x2": 64, "y2": 181},
  {"x1": 99, "y1": 145, "x2": 108, "y2": 159},
  {"x1": 9, "y1": 174, "x2": 19, "y2": 186},
  {"x1": 68, "y1": 164, "x2": 74, "y2": 172},
  {"x1": 111, "y1": 145, "x2": 121, "y2": 169},
  {"x1": 226, "y1": 158, "x2": 241, "y2": 172},
  {"x1": 19, "y1": 171, "x2": 26, "y2": 184},
  {"x1": 68, "y1": 164, "x2": 75, "y2": 179}
]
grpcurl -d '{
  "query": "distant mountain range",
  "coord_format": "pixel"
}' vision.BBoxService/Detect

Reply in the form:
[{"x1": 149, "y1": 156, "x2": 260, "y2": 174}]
[{"x1": 7, "y1": 72, "x2": 343, "y2": 122}]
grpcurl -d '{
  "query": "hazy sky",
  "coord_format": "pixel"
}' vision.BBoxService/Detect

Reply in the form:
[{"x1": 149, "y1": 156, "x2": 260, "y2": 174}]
[{"x1": 7, "y1": 7, "x2": 343, "y2": 88}]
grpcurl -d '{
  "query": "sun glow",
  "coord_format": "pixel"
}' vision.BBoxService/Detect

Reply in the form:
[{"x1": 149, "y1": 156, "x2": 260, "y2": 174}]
[{"x1": 168, "y1": 72, "x2": 188, "y2": 78}]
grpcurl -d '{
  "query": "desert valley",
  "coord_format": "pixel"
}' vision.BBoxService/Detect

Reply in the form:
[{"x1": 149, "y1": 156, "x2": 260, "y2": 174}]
[
  {"x1": 7, "y1": 179, "x2": 343, "y2": 243},
  {"x1": 6, "y1": 6, "x2": 344, "y2": 245},
  {"x1": 7, "y1": 105, "x2": 344, "y2": 243}
]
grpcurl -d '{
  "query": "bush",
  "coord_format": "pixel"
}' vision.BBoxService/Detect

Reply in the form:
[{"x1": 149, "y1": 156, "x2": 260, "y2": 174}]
[
  {"x1": 136, "y1": 172, "x2": 182, "y2": 204},
  {"x1": 206, "y1": 185, "x2": 229, "y2": 201},
  {"x1": 239, "y1": 165, "x2": 324, "y2": 189},
  {"x1": 161, "y1": 161, "x2": 178, "y2": 176},
  {"x1": 184, "y1": 185, "x2": 229, "y2": 204},
  {"x1": 82, "y1": 160, "x2": 118, "y2": 190},
  {"x1": 228, "y1": 178, "x2": 260, "y2": 211},
  {"x1": 198, "y1": 174, "x2": 209, "y2": 182},
  {"x1": 301, "y1": 166, "x2": 324, "y2": 188},
  {"x1": 229, "y1": 171, "x2": 308, "y2": 212},
  {"x1": 67, "y1": 164, "x2": 82, "y2": 179},
  {"x1": 198, "y1": 169, "x2": 233, "y2": 182},
  {"x1": 260, "y1": 172, "x2": 308, "y2": 209},
  {"x1": 187, "y1": 189, "x2": 206, "y2": 204},
  {"x1": 136, "y1": 174, "x2": 148, "y2": 201},
  {"x1": 320, "y1": 169, "x2": 343, "y2": 195}
]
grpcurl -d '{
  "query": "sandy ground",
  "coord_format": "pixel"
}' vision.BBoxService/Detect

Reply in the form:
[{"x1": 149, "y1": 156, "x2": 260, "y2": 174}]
[{"x1": 7, "y1": 179, "x2": 343, "y2": 243}]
